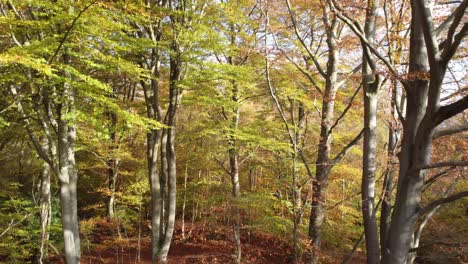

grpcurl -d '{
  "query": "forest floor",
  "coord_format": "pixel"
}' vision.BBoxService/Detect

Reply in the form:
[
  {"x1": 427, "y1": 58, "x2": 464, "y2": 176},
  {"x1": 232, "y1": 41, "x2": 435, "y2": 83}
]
[{"x1": 50, "y1": 219, "x2": 366, "y2": 264}]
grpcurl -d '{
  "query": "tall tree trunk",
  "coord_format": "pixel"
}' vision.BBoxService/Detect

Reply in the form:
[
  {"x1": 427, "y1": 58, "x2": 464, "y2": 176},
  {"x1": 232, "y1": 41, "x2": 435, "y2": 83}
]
[
  {"x1": 229, "y1": 137, "x2": 241, "y2": 264},
  {"x1": 181, "y1": 162, "x2": 188, "y2": 240},
  {"x1": 381, "y1": 0, "x2": 468, "y2": 261},
  {"x1": 148, "y1": 130, "x2": 163, "y2": 263},
  {"x1": 139, "y1": 4, "x2": 165, "y2": 259},
  {"x1": 158, "y1": 40, "x2": 182, "y2": 263},
  {"x1": 361, "y1": 0, "x2": 381, "y2": 262},
  {"x1": 382, "y1": 2, "x2": 430, "y2": 262},
  {"x1": 107, "y1": 111, "x2": 117, "y2": 220},
  {"x1": 39, "y1": 161, "x2": 51, "y2": 264},
  {"x1": 58, "y1": 124, "x2": 80, "y2": 264},
  {"x1": 309, "y1": 10, "x2": 339, "y2": 262},
  {"x1": 58, "y1": 47, "x2": 80, "y2": 264},
  {"x1": 380, "y1": 80, "x2": 401, "y2": 253}
]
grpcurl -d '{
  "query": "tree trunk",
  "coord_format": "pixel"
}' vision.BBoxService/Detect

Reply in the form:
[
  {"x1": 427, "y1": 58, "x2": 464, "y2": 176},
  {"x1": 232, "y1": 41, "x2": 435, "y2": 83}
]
[
  {"x1": 382, "y1": 2, "x2": 430, "y2": 262},
  {"x1": 361, "y1": 1, "x2": 381, "y2": 262},
  {"x1": 107, "y1": 111, "x2": 117, "y2": 221},
  {"x1": 407, "y1": 178, "x2": 460, "y2": 264},
  {"x1": 380, "y1": 80, "x2": 401, "y2": 253},
  {"x1": 58, "y1": 122, "x2": 80, "y2": 264},
  {"x1": 309, "y1": 11, "x2": 338, "y2": 261},
  {"x1": 58, "y1": 49, "x2": 80, "y2": 264},
  {"x1": 158, "y1": 39, "x2": 182, "y2": 263},
  {"x1": 229, "y1": 144, "x2": 242, "y2": 264},
  {"x1": 148, "y1": 130, "x2": 163, "y2": 263},
  {"x1": 39, "y1": 161, "x2": 52, "y2": 264},
  {"x1": 181, "y1": 162, "x2": 188, "y2": 240}
]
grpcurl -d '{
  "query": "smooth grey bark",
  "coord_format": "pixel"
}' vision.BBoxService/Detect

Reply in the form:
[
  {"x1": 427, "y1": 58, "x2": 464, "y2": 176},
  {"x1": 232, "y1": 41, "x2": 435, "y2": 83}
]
[
  {"x1": 181, "y1": 163, "x2": 188, "y2": 239},
  {"x1": 158, "y1": 38, "x2": 182, "y2": 262},
  {"x1": 228, "y1": 106, "x2": 242, "y2": 264},
  {"x1": 39, "y1": 160, "x2": 52, "y2": 264},
  {"x1": 147, "y1": 129, "x2": 163, "y2": 263},
  {"x1": 360, "y1": 0, "x2": 382, "y2": 262},
  {"x1": 138, "y1": 2, "x2": 165, "y2": 262},
  {"x1": 226, "y1": 36, "x2": 242, "y2": 262},
  {"x1": 57, "y1": 62, "x2": 81, "y2": 264}
]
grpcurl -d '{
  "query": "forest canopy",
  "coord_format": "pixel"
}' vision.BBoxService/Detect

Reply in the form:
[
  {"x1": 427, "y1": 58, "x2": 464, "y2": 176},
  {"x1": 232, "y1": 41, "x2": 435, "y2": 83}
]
[{"x1": 0, "y1": 0, "x2": 467, "y2": 263}]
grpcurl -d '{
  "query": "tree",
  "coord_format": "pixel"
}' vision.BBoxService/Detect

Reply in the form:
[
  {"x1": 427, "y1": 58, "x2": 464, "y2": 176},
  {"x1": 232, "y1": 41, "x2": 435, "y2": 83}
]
[{"x1": 331, "y1": 0, "x2": 468, "y2": 262}]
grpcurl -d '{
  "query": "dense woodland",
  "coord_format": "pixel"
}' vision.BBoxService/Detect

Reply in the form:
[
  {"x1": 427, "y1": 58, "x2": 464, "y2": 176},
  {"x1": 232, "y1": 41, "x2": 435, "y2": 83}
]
[{"x1": 0, "y1": 0, "x2": 467, "y2": 263}]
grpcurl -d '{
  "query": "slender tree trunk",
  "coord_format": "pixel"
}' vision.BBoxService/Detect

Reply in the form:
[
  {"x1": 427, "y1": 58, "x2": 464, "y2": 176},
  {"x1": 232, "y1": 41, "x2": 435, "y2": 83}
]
[
  {"x1": 249, "y1": 168, "x2": 255, "y2": 191},
  {"x1": 160, "y1": 128, "x2": 168, "y2": 239},
  {"x1": 58, "y1": 49, "x2": 80, "y2": 264},
  {"x1": 309, "y1": 164, "x2": 331, "y2": 264},
  {"x1": 380, "y1": 80, "x2": 401, "y2": 253},
  {"x1": 158, "y1": 40, "x2": 182, "y2": 263},
  {"x1": 137, "y1": 196, "x2": 142, "y2": 263},
  {"x1": 58, "y1": 122, "x2": 80, "y2": 264},
  {"x1": 148, "y1": 130, "x2": 163, "y2": 263},
  {"x1": 309, "y1": 14, "x2": 338, "y2": 262},
  {"x1": 361, "y1": 1, "x2": 381, "y2": 262},
  {"x1": 181, "y1": 162, "x2": 188, "y2": 240},
  {"x1": 107, "y1": 162, "x2": 116, "y2": 220},
  {"x1": 140, "y1": 8, "x2": 164, "y2": 260},
  {"x1": 229, "y1": 144, "x2": 241, "y2": 264},
  {"x1": 107, "y1": 111, "x2": 117, "y2": 221},
  {"x1": 39, "y1": 161, "x2": 51, "y2": 264}
]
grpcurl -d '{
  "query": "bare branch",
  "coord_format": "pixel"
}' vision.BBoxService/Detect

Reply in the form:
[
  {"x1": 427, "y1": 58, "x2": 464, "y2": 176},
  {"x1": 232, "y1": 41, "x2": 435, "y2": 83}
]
[
  {"x1": 433, "y1": 123, "x2": 468, "y2": 138},
  {"x1": 332, "y1": 128, "x2": 364, "y2": 164},
  {"x1": 10, "y1": 86, "x2": 55, "y2": 171},
  {"x1": 410, "y1": 241, "x2": 467, "y2": 253},
  {"x1": 329, "y1": 84, "x2": 362, "y2": 134},
  {"x1": 418, "y1": 191, "x2": 468, "y2": 216},
  {"x1": 434, "y1": 95, "x2": 468, "y2": 126},
  {"x1": 48, "y1": 0, "x2": 97, "y2": 64},
  {"x1": 0, "y1": 212, "x2": 34, "y2": 239},
  {"x1": 329, "y1": 0, "x2": 400, "y2": 78},
  {"x1": 414, "y1": 0, "x2": 440, "y2": 68},
  {"x1": 441, "y1": 0, "x2": 468, "y2": 59},
  {"x1": 420, "y1": 160, "x2": 468, "y2": 170},
  {"x1": 442, "y1": 22, "x2": 468, "y2": 62},
  {"x1": 423, "y1": 167, "x2": 455, "y2": 191},
  {"x1": 285, "y1": 0, "x2": 327, "y2": 78}
]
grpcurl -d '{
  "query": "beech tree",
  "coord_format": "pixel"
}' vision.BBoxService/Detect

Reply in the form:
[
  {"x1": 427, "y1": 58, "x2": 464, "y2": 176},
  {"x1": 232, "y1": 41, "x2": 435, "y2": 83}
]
[{"x1": 332, "y1": 0, "x2": 468, "y2": 262}]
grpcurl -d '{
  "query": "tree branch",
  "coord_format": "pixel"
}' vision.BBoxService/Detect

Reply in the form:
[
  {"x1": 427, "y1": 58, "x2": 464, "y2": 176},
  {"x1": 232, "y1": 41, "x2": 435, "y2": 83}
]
[
  {"x1": 441, "y1": 0, "x2": 468, "y2": 61},
  {"x1": 329, "y1": 0, "x2": 400, "y2": 78},
  {"x1": 410, "y1": 241, "x2": 467, "y2": 253},
  {"x1": 329, "y1": 84, "x2": 362, "y2": 134},
  {"x1": 433, "y1": 123, "x2": 468, "y2": 138},
  {"x1": 0, "y1": 212, "x2": 34, "y2": 239},
  {"x1": 332, "y1": 128, "x2": 364, "y2": 164},
  {"x1": 418, "y1": 191, "x2": 468, "y2": 216},
  {"x1": 48, "y1": 0, "x2": 97, "y2": 64},
  {"x1": 442, "y1": 22, "x2": 468, "y2": 62},
  {"x1": 420, "y1": 160, "x2": 468, "y2": 170},
  {"x1": 434, "y1": 95, "x2": 468, "y2": 126},
  {"x1": 285, "y1": 0, "x2": 327, "y2": 78}
]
